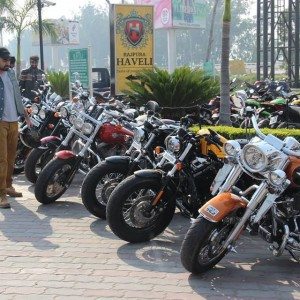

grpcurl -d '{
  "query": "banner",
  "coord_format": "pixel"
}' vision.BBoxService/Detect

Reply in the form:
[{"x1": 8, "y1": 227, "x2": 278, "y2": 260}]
[
  {"x1": 32, "y1": 19, "x2": 80, "y2": 46},
  {"x1": 113, "y1": 4, "x2": 154, "y2": 94},
  {"x1": 68, "y1": 48, "x2": 91, "y2": 93},
  {"x1": 135, "y1": 0, "x2": 208, "y2": 29},
  {"x1": 135, "y1": 0, "x2": 172, "y2": 29}
]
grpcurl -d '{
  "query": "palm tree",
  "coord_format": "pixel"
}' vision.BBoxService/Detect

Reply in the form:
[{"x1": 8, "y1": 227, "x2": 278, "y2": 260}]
[
  {"x1": 1, "y1": 0, "x2": 56, "y2": 77},
  {"x1": 0, "y1": 0, "x2": 13, "y2": 45},
  {"x1": 219, "y1": 0, "x2": 232, "y2": 125},
  {"x1": 206, "y1": 0, "x2": 221, "y2": 62}
]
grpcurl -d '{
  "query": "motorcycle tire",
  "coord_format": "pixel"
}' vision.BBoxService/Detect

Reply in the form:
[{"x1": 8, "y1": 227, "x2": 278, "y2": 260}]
[
  {"x1": 24, "y1": 147, "x2": 55, "y2": 183},
  {"x1": 81, "y1": 162, "x2": 129, "y2": 219},
  {"x1": 106, "y1": 175, "x2": 176, "y2": 243},
  {"x1": 14, "y1": 141, "x2": 31, "y2": 175},
  {"x1": 34, "y1": 157, "x2": 75, "y2": 204},
  {"x1": 277, "y1": 122, "x2": 298, "y2": 129},
  {"x1": 180, "y1": 216, "x2": 231, "y2": 274}
]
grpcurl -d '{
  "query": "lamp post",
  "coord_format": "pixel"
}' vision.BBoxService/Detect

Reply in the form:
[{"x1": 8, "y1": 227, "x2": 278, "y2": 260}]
[{"x1": 37, "y1": 0, "x2": 56, "y2": 71}]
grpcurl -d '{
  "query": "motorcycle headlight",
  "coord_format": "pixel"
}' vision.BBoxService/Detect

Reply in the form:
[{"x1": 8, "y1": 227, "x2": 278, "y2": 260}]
[
  {"x1": 81, "y1": 123, "x2": 94, "y2": 135},
  {"x1": 38, "y1": 108, "x2": 46, "y2": 120},
  {"x1": 241, "y1": 144, "x2": 268, "y2": 172},
  {"x1": 224, "y1": 140, "x2": 241, "y2": 157},
  {"x1": 165, "y1": 136, "x2": 180, "y2": 153},
  {"x1": 69, "y1": 113, "x2": 76, "y2": 125},
  {"x1": 74, "y1": 117, "x2": 84, "y2": 130},
  {"x1": 60, "y1": 107, "x2": 68, "y2": 118},
  {"x1": 31, "y1": 104, "x2": 39, "y2": 115},
  {"x1": 133, "y1": 127, "x2": 145, "y2": 142},
  {"x1": 269, "y1": 170, "x2": 286, "y2": 186}
]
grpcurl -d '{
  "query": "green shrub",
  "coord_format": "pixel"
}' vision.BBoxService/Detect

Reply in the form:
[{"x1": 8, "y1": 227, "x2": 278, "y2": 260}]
[
  {"x1": 46, "y1": 71, "x2": 69, "y2": 99},
  {"x1": 211, "y1": 126, "x2": 300, "y2": 142},
  {"x1": 124, "y1": 67, "x2": 220, "y2": 107}
]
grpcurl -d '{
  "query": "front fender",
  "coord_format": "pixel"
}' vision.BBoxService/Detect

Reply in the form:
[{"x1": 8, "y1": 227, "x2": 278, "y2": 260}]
[
  {"x1": 199, "y1": 192, "x2": 247, "y2": 222},
  {"x1": 105, "y1": 155, "x2": 131, "y2": 166},
  {"x1": 134, "y1": 169, "x2": 164, "y2": 179},
  {"x1": 55, "y1": 150, "x2": 76, "y2": 160},
  {"x1": 40, "y1": 136, "x2": 61, "y2": 149}
]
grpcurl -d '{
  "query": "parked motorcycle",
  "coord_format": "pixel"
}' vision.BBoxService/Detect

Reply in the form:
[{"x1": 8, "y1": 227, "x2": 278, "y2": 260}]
[
  {"x1": 34, "y1": 105, "x2": 134, "y2": 204},
  {"x1": 181, "y1": 112, "x2": 300, "y2": 274},
  {"x1": 106, "y1": 121, "x2": 226, "y2": 243},
  {"x1": 81, "y1": 116, "x2": 179, "y2": 219}
]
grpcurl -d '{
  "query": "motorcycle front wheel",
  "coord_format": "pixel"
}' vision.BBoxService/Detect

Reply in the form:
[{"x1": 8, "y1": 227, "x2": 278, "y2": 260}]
[
  {"x1": 81, "y1": 162, "x2": 129, "y2": 219},
  {"x1": 34, "y1": 157, "x2": 75, "y2": 204},
  {"x1": 106, "y1": 175, "x2": 175, "y2": 243},
  {"x1": 24, "y1": 148, "x2": 55, "y2": 183},
  {"x1": 14, "y1": 140, "x2": 31, "y2": 174},
  {"x1": 180, "y1": 216, "x2": 233, "y2": 274}
]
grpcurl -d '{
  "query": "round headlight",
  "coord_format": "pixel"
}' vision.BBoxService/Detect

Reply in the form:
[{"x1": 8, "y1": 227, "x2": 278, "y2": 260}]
[
  {"x1": 241, "y1": 144, "x2": 268, "y2": 172},
  {"x1": 60, "y1": 107, "x2": 68, "y2": 118},
  {"x1": 269, "y1": 170, "x2": 286, "y2": 186},
  {"x1": 69, "y1": 114, "x2": 76, "y2": 125},
  {"x1": 224, "y1": 140, "x2": 241, "y2": 157},
  {"x1": 74, "y1": 117, "x2": 84, "y2": 130},
  {"x1": 81, "y1": 123, "x2": 94, "y2": 135},
  {"x1": 165, "y1": 136, "x2": 180, "y2": 153},
  {"x1": 39, "y1": 109, "x2": 46, "y2": 120},
  {"x1": 133, "y1": 127, "x2": 145, "y2": 142},
  {"x1": 31, "y1": 104, "x2": 39, "y2": 115}
]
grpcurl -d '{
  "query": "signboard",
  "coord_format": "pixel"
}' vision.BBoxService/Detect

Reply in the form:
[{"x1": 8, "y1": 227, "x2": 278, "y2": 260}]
[
  {"x1": 112, "y1": 4, "x2": 154, "y2": 95},
  {"x1": 203, "y1": 60, "x2": 215, "y2": 77},
  {"x1": 68, "y1": 48, "x2": 92, "y2": 95},
  {"x1": 32, "y1": 19, "x2": 80, "y2": 46},
  {"x1": 135, "y1": 0, "x2": 208, "y2": 29},
  {"x1": 135, "y1": 0, "x2": 172, "y2": 29},
  {"x1": 172, "y1": 0, "x2": 208, "y2": 28}
]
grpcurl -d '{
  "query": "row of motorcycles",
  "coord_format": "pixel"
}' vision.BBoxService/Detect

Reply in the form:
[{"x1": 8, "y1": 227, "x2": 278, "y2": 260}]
[
  {"x1": 206, "y1": 78, "x2": 300, "y2": 129},
  {"x1": 15, "y1": 78, "x2": 300, "y2": 275}
]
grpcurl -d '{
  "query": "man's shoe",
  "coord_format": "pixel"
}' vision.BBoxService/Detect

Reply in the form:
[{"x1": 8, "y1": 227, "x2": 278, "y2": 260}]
[
  {"x1": 0, "y1": 195, "x2": 11, "y2": 209},
  {"x1": 6, "y1": 187, "x2": 23, "y2": 198}
]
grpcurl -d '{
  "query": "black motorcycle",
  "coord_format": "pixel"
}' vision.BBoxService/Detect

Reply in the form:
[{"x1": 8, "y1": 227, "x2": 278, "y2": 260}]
[
  {"x1": 81, "y1": 117, "x2": 179, "y2": 219},
  {"x1": 106, "y1": 124, "x2": 225, "y2": 243}
]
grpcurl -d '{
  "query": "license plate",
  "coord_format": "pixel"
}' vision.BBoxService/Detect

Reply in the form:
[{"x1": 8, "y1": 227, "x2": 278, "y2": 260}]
[
  {"x1": 269, "y1": 115, "x2": 278, "y2": 125},
  {"x1": 210, "y1": 164, "x2": 233, "y2": 195},
  {"x1": 30, "y1": 117, "x2": 40, "y2": 127},
  {"x1": 131, "y1": 140, "x2": 141, "y2": 151},
  {"x1": 163, "y1": 151, "x2": 176, "y2": 164}
]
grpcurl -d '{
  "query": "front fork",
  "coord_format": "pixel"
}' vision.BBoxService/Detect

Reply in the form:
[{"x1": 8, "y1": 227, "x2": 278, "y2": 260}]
[{"x1": 221, "y1": 182, "x2": 269, "y2": 251}]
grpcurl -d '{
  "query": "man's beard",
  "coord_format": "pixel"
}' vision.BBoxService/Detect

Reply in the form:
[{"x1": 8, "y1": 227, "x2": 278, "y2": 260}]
[{"x1": 0, "y1": 66, "x2": 9, "y2": 71}]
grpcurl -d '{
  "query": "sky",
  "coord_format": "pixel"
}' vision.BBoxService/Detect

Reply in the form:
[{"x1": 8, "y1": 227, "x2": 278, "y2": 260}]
[
  {"x1": 2, "y1": 0, "x2": 256, "y2": 46},
  {"x1": 2, "y1": 0, "x2": 128, "y2": 45}
]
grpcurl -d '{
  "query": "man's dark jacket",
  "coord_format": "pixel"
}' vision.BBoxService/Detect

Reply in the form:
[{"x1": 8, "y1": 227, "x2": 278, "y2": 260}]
[{"x1": 19, "y1": 67, "x2": 45, "y2": 100}]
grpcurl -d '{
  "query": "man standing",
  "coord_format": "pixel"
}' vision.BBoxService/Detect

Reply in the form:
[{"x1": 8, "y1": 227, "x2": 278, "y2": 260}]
[
  {"x1": 0, "y1": 47, "x2": 32, "y2": 209},
  {"x1": 19, "y1": 55, "x2": 45, "y2": 101}
]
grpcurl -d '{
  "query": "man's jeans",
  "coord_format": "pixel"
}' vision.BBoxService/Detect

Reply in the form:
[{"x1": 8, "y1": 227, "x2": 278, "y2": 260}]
[{"x1": 0, "y1": 121, "x2": 18, "y2": 196}]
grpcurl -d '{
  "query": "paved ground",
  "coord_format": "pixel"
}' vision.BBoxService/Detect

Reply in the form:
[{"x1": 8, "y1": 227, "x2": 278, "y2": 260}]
[{"x1": 0, "y1": 173, "x2": 298, "y2": 299}]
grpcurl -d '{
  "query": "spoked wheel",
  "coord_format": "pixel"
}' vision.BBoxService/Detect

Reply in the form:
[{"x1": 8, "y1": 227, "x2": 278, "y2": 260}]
[
  {"x1": 24, "y1": 148, "x2": 55, "y2": 183},
  {"x1": 81, "y1": 162, "x2": 129, "y2": 219},
  {"x1": 34, "y1": 158, "x2": 75, "y2": 204},
  {"x1": 180, "y1": 216, "x2": 235, "y2": 274},
  {"x1": 106, "y1": 175, "x2": 175, "y2": 243}
]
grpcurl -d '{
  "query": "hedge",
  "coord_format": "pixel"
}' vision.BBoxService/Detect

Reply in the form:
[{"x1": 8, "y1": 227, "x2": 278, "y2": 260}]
[{"x1": 209, "y1": 126, "x2": 300, "y2": 142}]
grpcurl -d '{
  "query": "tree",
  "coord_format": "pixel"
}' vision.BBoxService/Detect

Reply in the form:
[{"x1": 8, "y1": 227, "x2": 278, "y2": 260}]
[
  {"x1": 206, "y1": 0, "x2": 221, "y2": 62},
  {"x1": 219, "y1": 0, "x2": 232, "y2": 125},
  {"x1": 1, "y1": 0, "x2": 56, "y2": 77}
]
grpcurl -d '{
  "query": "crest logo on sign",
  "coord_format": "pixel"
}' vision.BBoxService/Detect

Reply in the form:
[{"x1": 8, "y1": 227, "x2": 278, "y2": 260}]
[
  {"x1": 125, "y1": 18, "x2": 144, "y2": 46},
  {"x1": 116, "y1": 10, "x2": 152, "y2": 49}
]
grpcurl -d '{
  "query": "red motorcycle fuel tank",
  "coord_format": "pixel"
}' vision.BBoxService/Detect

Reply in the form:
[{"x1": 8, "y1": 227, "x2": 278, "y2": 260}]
[{"x1": 98, "y1": 123, "x2": 133, "y2": 144}]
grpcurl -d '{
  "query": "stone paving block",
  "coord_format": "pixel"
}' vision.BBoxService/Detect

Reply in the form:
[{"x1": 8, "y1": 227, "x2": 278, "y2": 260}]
[{"x1": 0, "y1": 174, "x2": 297, "y2": 299}]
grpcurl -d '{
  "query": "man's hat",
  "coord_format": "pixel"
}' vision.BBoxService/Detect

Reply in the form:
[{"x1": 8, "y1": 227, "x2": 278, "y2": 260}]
[
  {"x1": 30, "y1": 55, "x2": 39, "y2": 61},
  {"x1": 0, "y1": 47, "x2": 11, "y2": 59}
]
